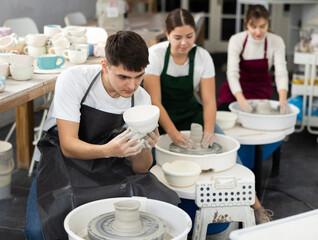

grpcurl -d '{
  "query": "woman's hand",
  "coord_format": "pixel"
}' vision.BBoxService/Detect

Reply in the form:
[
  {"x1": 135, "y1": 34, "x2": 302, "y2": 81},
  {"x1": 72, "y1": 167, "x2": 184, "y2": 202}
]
[
  {"x1": 201, "y1": 131, "x2": 214, "y2": 149},
  {"x1": 238, "y1": 99, "x2": 253, "y2": 113},
  {"x1": 279, "y1": 102, "x2": 288, "y2": 114},
  {"x1": 170, "y1": 130, "x2": 196, "y2": 149},
  {"x1": 107, "y1": 129, "x2": 144, "y2": 158}
]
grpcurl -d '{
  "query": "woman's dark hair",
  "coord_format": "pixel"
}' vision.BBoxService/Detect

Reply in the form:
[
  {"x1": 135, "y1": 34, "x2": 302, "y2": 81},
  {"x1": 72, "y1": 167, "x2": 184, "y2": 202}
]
[
  {"x1": 245, "y1": 4, "x2": 269, "y2": 29},
  {"x1": 105, "y1": 31, "x2": 149, "y2": 72},
  {"x1": 165, "y1": 8, "x2": 195, "y2": 34}
]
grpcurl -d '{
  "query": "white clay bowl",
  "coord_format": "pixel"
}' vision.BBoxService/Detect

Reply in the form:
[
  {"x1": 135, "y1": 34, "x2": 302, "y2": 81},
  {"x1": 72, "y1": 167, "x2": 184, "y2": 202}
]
[
  {"x1": 162, "y1": 160, "x2": 201, "y2": 187},
  {"x1": 155, "y1": 132, "x2": 240, "y2": 172},
  {"x1": 216, "y1": 111, "x2": 238, "y2": 130},
  {"x1": 229, "y1": 100, "x2": 300, "y2": 131},
  {"x1": 123, "y1": 105, "x2": 160, "y2": 134}
]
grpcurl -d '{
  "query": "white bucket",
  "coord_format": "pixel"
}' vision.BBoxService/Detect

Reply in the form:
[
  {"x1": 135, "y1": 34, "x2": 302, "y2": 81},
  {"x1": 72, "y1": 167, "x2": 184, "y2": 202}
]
[
  {"x1": 64, "y1": 197, "x2": 192, "y2": 240},
  {"x1": 0, "y1": 141, "x2": 15, "y2": 199}
]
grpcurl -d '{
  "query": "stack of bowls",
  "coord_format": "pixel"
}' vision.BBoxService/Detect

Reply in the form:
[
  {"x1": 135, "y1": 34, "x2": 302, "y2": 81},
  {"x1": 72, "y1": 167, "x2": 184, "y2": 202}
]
[
  {"x1": 9, "y1": 54, "x2": 34, "y2": 81},
  {"x1": 23, "y1": 33, "x2": 47, "y2": 58}
]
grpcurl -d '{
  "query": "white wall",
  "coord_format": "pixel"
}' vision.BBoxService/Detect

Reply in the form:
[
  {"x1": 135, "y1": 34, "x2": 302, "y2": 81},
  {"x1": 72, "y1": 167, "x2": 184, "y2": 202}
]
[{"x1": 0, "y1": 0, "x2": 97, "y2": 32}]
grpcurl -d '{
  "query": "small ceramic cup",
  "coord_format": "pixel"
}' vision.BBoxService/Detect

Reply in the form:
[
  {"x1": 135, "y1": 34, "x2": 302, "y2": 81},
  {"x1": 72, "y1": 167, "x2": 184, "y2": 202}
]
[
  {"x1": 0, "y1": 62, "x2": 10, "y2": 77},
  {"x1": 64, "y1": 49, "x2": 88, "y2": 64},
  {"x1": 66, "y1": 27, "x2": 86, "y2": 37},
  {"x1": 10, "y1": 65, "x2": 34, "y2": 81},
  {"x1": 0, "y1": 52, "x2": 14, "y2": 64},
  {"x1": 37, "y1": 54, "x2": 65, "y2": 70},
  {"x1": 52, "y1": 33, "x2": 70, "y2": 48},
  {"x1": 0, "y1": 27, "x2": 12, "y2": 38},
  {"x1": 0, "y1": 76, "x2": 6, "y2": 92},
  {"x1": 0, "y1": 35, "x2": 16, "y2": 51},
  {"x1": 44, "y1": 25, "x2": 62, "y2": 39},
  {"x1": 68, "y1": 35, "x2": 87, "y2": 44},
  {"x1": 48, "y1": 46, "x2": 67, "y2": 56},
  {"x1": 23, "y1": 45, "x2": 46, "y2": 58},
  {"x1": 10, "y1": 54, "x2": 34, "y2": 66},
  {"x1": 25, "y1": 34, "x2": 47, "y2": 47},
  {"x1": 72, "y1": 43, "x2": 89, "y2": 56}
]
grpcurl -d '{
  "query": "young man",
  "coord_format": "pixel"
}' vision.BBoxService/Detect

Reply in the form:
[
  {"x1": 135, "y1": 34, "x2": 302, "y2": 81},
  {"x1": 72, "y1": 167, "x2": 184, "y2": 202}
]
[{"x1": 25, "y1": 31, "x2": 179, "y2": 240}]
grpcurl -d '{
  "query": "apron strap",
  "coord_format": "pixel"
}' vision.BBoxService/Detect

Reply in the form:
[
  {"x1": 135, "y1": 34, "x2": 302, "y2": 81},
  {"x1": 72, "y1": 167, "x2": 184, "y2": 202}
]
[
  {"x1": 162, "y1": 44, "x2": 197, "y2": 78},
  {"x1": 240, "y1": 35, "x2": 268, "y2": 59},
  {"x1": 264, "y1": 37, "x2": 267, "y2": 59},
  {"x1": 80, "y1": 69, "x2": 135, "y2": 107},
  {"x1": 240, "y1": 34, "x2": 249, "y2": 57},
  {"x1": 81, "y1": 70, "x2": 102, "y2": 104}
]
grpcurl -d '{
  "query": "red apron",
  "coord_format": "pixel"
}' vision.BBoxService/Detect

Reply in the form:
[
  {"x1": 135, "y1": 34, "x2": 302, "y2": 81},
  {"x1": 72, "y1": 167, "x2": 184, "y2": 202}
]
[{"x1": 217, "y1": 35, "x2": 273, "y2": 108}]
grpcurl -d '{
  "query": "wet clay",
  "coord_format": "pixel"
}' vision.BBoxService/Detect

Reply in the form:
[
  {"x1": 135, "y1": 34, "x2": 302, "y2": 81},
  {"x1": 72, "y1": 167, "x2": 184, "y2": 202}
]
[
  {"x1": 87, "y1": 199, "x2": 166, "y2": 240},
  {"x1": 169, "y1": 123, "x2": 223, "y2": 155}
]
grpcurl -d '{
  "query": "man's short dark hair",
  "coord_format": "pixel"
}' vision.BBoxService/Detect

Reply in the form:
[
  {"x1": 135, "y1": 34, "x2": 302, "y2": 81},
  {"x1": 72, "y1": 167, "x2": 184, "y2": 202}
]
[{"x1": 105, "y1": 31, "x2": 149, "y2": 72}]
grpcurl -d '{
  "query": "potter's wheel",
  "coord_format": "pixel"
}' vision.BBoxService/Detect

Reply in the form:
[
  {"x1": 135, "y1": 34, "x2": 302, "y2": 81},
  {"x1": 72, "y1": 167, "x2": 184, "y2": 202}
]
[
  {"x1": 169, "y1": 142, "x2": 223, "y2": 155},
  {"x1": 87, "y1": 211, "x2": 165, "y2": 240}
]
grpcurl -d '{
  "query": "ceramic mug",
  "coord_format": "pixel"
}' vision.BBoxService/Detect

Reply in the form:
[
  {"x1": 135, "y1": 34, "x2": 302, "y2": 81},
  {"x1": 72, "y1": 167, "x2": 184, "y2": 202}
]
[
  {"x1": 25, "y1": 34, "x2": 47, "y2": 47},
  {"x1": 72, "y1": 43, "x2": 89, "y2": 56},
  {"x1": 24, "y1": 45, "x2": 46, "y2": 58},
  {"x1": 0, "y1": 27, "x2": 12, "y2": 38},
  {"x1": 0, "y1": 34, "x2": 16, "y2": 51},
  {"x1": 68, "y1": 35, "x2": 87, "y2": 44},
  {"x1": 37, "y1": 54, "x2": 65, "y2": 70},
  {"x1": 0, "y1": 52, "x2": 14, "y2": 63},
  {"x1": 10, "y1": 54, "x2": 34, "y2": 66},
  {"x1": 48, "y1": 46, "x2": 67, "y2": 56},
  {"x1": 10, "y1": 65, "x2": 34, "y2": 81},
  {"x1": 66, "y1": 27, "x2": 86, "y2": 37},
  {"x1": 0, "y1": 62, "x2": 9, "y2": 77},
  {"x1": 44, "y1": 25, "x2": 62, "y2": 39},
  {"x1": 52, "y1": 33, "x2": 70, "y2": 48},
  {"x1": 0, "y1": 76, "x2": 6, "y2": 92},
  {"x1": 64, "y1": 49, "x2": 88, "y2": 64}
]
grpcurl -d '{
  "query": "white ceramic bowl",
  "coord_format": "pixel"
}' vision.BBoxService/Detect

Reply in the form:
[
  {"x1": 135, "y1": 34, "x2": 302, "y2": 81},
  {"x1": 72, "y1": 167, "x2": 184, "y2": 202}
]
[
  {"x1": 123, "y1": 105, "x2": 160, "y2": 134},
  {"x1": 10, "y1": 65, "x2": 34, "y2": 81},
  {"x1": 216, "y1": 111, "x2": 238, "y2": 129},
  {"x1": 162, "y1": 160, "x2": 201, "y2": 188}
]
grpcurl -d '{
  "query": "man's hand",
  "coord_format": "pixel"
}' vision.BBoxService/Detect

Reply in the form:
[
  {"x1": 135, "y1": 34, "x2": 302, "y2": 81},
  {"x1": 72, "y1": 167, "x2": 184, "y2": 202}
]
[
  {"x1": 142, "y1": 128, "x2": 159, "y2": 150},
  {"x1": 109, "y1": 128, "x2": 144, "y2": 158}
]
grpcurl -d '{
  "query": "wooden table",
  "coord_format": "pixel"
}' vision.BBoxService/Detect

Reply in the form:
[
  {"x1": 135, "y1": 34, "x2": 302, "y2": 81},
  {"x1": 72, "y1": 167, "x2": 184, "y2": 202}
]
[{"x1": 0, "y1": 57, "x2": 101, "y2": 169}]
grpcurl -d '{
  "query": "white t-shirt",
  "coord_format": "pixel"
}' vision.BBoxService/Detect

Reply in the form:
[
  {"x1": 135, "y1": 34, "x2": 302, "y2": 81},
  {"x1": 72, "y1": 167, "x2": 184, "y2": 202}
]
[
  {"x1": 145, "y1": 41, "x2": 215, "y2": 102},
  {"x1": 33, "y1": 65, "x2": 151, "y2": 161},
  {"x1": 227, "y1": 31, "x2": 288, "y2": 95}
]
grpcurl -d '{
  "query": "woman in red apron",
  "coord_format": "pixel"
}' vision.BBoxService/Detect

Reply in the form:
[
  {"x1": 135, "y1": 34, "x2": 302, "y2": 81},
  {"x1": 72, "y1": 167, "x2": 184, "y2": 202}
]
[{"x1": 218, "y1": 4, "x2": 288, "y2": 113}]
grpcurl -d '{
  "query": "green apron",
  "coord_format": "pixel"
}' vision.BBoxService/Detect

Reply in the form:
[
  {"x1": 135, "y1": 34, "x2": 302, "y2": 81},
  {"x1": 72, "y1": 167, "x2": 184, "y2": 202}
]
[{"x1": 160, "y1": 44, "x2": 203, "y2": 134}]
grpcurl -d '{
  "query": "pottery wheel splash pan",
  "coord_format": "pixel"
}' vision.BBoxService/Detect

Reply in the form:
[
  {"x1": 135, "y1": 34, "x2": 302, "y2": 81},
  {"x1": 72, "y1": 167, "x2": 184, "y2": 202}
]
[
  {"x1": 155, "y1": 132, "x2": 240, "y2": 172},
  {"x1": 169, "y1": 142, "x2": 222, "y2": 155},
  {"x1": 88, "y1": 211, "x2": 165, "y2": 240},
  {"x1": 229, "y1": 100, "x2": 300, "y2": 131}
]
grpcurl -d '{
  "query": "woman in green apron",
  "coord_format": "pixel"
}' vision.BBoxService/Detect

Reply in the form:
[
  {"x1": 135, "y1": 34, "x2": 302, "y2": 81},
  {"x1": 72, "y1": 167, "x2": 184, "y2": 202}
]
[
  {"x1": 144, "y1": 8, "x2": 217, "y2": 149},
  {"x1": 144, "y1": 8, "x2": 272, "y2": 237}
]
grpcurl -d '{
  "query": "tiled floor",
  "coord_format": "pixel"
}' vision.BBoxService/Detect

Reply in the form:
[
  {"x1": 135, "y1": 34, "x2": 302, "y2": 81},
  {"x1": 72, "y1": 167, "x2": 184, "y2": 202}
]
[{"x1": 0, "y1": 53, "x2": 318, "y2": 239}]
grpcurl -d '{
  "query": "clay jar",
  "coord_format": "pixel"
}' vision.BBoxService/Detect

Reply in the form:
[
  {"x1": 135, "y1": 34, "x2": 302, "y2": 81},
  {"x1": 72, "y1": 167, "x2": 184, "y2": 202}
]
[
  {"x1": 112, "y1": 200, "x2": 142, "y2": 233},
  {"x1": 256, "y1": 99, "x2": 271, "y2": 114},
  {"x1": 190, "y1": 123, "x2": 203, "y2": 147}
]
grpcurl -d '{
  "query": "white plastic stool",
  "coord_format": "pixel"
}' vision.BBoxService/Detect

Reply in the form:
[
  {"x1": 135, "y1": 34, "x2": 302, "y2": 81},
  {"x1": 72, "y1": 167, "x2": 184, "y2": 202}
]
[
  {"x1": 192, "y1": 206, "x2": 255, "y2": 240},
  {"x1": 150, "y1": 164, "x2": 256, "y2": 239}
]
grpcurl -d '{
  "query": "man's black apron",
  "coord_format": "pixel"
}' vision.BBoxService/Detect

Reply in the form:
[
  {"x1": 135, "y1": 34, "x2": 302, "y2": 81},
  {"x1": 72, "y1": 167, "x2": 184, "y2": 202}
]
[{"x1": 36, "y1": 70, "x2": 180, "y2": 240}]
